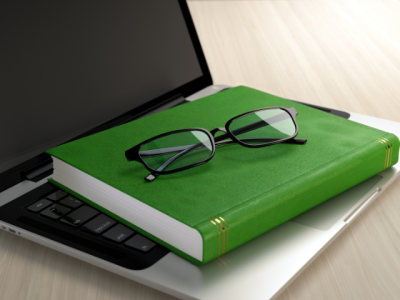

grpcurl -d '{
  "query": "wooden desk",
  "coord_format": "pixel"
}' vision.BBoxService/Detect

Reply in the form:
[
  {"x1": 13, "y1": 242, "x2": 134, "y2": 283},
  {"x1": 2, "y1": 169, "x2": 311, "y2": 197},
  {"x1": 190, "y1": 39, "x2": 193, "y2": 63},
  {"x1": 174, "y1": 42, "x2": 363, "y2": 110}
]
[{"x1": 1, "y1": 1, "x2": 400, "y2": 299}]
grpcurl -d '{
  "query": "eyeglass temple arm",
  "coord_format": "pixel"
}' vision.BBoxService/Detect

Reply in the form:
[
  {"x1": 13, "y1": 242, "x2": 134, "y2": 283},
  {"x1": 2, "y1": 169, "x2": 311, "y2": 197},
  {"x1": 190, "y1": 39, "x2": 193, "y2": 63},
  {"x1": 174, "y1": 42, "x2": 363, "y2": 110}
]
[
  {"x1": 139, "y1": 137, "x2": 306, "y2": 158},
  {"x1": 144, "y1": 136, "x2": 307, "y2": 181},
  {"x1": 217, "y1": 137, "x2": 307, "y2": 145}
]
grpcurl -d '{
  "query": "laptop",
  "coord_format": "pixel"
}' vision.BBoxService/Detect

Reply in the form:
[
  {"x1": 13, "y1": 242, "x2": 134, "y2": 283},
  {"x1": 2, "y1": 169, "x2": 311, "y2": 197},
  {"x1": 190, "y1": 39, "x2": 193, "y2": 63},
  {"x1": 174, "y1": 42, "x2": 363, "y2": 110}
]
[{"x1": 1, "y1": 1, "x2": 399, "y2": 299}]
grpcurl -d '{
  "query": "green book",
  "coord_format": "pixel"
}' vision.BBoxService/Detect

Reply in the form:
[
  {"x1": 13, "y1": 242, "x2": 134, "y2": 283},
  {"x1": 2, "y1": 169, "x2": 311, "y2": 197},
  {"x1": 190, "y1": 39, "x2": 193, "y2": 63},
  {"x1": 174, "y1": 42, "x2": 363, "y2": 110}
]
[{"x1": 46, "y1": 86, "x2": 399, "y2": 265}]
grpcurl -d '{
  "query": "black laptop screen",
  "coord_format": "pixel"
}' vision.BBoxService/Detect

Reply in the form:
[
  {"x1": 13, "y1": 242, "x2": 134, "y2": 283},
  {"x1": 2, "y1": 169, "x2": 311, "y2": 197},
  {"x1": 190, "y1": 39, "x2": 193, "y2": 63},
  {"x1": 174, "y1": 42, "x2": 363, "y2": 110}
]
[{"x1": 0, "y1": 0, "x2": 205, "y2": 173}]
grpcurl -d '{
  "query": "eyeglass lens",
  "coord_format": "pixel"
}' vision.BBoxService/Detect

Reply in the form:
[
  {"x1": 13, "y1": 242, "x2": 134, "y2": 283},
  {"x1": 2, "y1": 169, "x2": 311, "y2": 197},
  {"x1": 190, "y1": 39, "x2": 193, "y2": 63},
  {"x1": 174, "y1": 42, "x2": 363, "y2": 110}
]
[
  {"x1": 138, "y1": 130, "x2": 213, "y2": 172},
  {"x1": 228, "y1": 108, "x2": 296, "y2": 146}
]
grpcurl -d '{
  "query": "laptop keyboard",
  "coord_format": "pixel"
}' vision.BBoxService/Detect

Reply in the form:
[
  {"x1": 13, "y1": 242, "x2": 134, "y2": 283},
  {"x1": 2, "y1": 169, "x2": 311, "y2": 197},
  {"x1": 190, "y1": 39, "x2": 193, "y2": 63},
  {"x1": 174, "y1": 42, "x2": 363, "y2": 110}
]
[{"x1": 25, "y1": 189, "x2": 157, "y2": 253}]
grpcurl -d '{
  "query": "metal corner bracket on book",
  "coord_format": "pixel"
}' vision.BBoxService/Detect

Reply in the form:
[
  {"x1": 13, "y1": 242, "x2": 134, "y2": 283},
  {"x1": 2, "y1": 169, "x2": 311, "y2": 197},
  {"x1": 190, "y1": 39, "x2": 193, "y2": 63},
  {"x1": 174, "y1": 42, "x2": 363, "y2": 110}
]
[
  {"x1": 376, "y1": 138, "x2": 393, "y2": 169},
  {"x1": 208, "y1": 216, "x2": 229, "y2": 257}
]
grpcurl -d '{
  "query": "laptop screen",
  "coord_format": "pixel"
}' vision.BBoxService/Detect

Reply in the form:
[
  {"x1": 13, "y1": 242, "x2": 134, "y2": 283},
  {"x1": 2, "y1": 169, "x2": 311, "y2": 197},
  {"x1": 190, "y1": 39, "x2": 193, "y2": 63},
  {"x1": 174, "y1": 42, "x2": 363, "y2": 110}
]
[{"x1": 0, "y1": 0, "x2": 209, "y2": 174}]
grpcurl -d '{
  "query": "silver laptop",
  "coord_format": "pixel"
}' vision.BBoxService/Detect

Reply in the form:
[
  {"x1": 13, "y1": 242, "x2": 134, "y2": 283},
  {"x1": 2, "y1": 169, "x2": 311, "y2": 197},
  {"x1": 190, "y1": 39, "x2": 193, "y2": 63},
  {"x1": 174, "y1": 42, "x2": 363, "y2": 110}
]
[{"x1": 1, "y1": 1, "x2": 399, "y2": 299}]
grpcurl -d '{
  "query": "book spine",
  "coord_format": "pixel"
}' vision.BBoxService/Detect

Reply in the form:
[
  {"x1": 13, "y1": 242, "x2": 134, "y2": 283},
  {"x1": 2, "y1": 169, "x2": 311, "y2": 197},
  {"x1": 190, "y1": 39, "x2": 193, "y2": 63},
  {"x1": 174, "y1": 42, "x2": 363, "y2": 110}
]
[{"x1": 195, "y1": 133, "x2": 399, "y2": 264}]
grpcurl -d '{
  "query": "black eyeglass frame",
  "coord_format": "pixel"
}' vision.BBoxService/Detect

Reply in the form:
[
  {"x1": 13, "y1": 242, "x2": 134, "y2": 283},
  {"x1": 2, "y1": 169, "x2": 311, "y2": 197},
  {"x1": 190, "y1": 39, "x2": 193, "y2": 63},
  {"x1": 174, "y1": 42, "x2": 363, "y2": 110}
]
[{"x1": 125, "y1": 106, "x2": 304, "y2": 181}]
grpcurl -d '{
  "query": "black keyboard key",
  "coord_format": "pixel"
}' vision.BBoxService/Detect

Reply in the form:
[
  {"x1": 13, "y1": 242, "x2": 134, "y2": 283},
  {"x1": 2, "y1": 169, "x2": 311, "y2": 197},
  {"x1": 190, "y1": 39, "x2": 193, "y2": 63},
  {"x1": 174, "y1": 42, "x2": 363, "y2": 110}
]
[
  {"x1": 27, "y1": 199, "x2": 52, "y2": 212},
  {"x1": 125, "y1": 234, "x2": 156, "y2": 253},
  {"x1": 102, "y1": 224, "x2": 135, "y2": 243},
  {"x1": 41, "y1": 204, "x2": 71, "y2": 219},
  {"x1": 59, "y1": 196, "x2": 83, "y2": 208},
  {"x1": 60, "y1": 206, "x2": 99, "y2": 227},
  {"x1": 82, "y1": 215, "x2": 116, "y2": 235},
  {"x1": 47, "y1": 190, "x2": 67, "y2": 201}
]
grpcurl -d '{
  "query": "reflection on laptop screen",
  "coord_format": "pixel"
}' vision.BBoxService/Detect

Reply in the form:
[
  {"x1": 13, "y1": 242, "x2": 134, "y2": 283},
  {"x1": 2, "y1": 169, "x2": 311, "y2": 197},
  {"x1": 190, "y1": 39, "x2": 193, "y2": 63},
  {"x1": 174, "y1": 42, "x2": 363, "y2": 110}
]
[{"x1": 0, "y1": 0, "x2": 203, "y2": 173}]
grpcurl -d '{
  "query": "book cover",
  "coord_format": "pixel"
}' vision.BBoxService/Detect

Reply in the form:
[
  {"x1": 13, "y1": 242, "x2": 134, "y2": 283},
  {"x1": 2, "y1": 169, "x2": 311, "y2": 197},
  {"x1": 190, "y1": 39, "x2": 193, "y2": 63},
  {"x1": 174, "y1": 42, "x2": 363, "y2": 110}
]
[{"x1": 46, "y1": 86, "x2": 399, "y2": 264}]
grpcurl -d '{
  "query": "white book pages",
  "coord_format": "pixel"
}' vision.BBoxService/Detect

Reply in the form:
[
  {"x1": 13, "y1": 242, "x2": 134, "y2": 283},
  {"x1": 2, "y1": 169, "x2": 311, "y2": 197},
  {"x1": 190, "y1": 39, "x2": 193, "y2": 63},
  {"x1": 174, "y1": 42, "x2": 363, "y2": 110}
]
[{"x1": 52, "y1": 157, "x2": 203, "y2": 261}]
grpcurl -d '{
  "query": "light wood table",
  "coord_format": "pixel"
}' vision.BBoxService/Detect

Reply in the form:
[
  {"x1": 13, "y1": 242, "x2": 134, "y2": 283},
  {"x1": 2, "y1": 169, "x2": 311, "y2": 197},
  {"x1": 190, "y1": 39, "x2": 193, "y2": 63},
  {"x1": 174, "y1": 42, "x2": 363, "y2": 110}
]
[{"x1": 2, "y1": 1, "x2": 400, "y2": 299}]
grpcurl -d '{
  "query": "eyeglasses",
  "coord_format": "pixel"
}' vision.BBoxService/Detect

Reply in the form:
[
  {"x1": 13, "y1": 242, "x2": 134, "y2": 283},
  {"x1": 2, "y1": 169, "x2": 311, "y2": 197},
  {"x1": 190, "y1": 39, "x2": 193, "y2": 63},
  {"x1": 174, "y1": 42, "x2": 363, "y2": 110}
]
[{"x1": 125, "y1": 106, "x2": 307, "y2": 182}]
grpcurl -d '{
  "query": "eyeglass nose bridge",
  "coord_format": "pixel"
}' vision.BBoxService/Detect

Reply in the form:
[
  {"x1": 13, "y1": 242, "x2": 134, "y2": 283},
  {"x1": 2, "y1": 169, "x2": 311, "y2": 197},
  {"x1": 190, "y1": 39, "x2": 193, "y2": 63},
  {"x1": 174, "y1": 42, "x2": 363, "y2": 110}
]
[{"x1": 210, "y1": 127, "x2": 227, "y2": 137}]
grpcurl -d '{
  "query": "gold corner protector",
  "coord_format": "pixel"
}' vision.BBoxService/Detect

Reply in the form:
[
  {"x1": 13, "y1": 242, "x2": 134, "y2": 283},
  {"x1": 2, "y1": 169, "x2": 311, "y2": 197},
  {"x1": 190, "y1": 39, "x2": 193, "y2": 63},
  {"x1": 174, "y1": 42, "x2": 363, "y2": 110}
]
[{"x1": 209, "y1": 215, "x2": 230, "y2": 257}]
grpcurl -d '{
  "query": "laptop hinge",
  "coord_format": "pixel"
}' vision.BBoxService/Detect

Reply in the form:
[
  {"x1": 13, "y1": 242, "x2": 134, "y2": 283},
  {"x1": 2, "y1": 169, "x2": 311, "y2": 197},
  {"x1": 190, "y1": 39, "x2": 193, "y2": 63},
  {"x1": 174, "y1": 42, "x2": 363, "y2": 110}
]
[
  {"x1": 22, "y1": 159, "x2": 53, "y2": 182},
  {"x1": 117, "y1": 93, "x2": 187, "y2": 126},
  {"x1": 139, "y1": 93, "x2": 187, "y2": 118}
]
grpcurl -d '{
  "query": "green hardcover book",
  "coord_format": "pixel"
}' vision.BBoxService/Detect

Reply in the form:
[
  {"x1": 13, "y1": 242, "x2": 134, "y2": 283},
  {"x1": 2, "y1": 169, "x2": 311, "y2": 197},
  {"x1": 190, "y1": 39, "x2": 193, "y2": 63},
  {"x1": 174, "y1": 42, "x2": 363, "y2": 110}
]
[{"x1": 46, "y1": 86, "x2": 399, "y2": 265}]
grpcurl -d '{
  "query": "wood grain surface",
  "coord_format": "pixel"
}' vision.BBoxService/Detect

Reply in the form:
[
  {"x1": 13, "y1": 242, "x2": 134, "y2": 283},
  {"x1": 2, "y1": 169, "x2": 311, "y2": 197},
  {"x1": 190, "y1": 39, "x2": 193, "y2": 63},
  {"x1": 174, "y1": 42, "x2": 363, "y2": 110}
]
[{"x1": 1, "y1": 1, "x2": 400, "y2": 299}]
